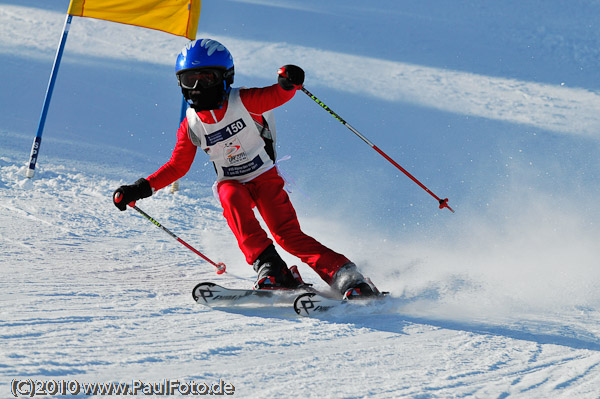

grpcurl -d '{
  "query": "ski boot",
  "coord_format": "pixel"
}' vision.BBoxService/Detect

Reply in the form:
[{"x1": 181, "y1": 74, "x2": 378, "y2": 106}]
[
  {"x1": 330, "y1": 263, "x2": 380, "y2": 300},
  {"x1": 253, "y1": 245, "x2": 302, "y2": 290}
]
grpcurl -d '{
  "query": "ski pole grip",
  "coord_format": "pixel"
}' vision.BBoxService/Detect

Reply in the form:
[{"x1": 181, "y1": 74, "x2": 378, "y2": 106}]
[
  {"x1": 114, "y1": 192, "x2": 135, "y2": 208},
  {"x1": 114, "y1": 191, "x2": 136, "y2": 208}
]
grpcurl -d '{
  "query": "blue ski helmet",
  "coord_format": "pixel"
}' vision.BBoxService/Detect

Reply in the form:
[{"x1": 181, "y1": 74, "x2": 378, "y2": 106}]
[
  {"x1": 176, "y1": 39, "x2": 234, "y2": 85},
  {"x1": 175, "y1": 39, "x2": 234, "y2": 110}
]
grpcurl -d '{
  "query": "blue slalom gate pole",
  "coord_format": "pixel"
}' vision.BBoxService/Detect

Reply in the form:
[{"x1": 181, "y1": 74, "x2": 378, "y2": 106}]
[
  {"x1": 179, "y1": 95, "x2": 188, "y2": 122},
  {"x1": 26, "y1": 14, "x2": 73, "y2": 178},
  {"x1": 168, "y1": 96, "x2": 189, "y2": 192}
]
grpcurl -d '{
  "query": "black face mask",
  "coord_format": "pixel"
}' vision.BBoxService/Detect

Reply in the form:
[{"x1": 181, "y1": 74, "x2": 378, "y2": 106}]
[{"x1": 184, "y1": 84, "x2": 227, "y2": 111}]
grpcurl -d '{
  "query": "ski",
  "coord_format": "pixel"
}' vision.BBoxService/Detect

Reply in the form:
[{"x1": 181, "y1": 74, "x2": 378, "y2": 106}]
[
  {"x1": 192, "y1": 282, "x2": 390, "y2": 316},
  {"x1": 293, "y1": 292, "x2": 389, "y2": 317},
  {"x1": 192, "y1": 282, "x2": 313, "y2": 307}
]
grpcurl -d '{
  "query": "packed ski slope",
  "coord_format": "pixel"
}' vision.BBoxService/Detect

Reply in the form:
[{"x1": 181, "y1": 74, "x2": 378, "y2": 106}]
[{"x1": 2, "y1": 0, "x2": 600, "y2": 397}]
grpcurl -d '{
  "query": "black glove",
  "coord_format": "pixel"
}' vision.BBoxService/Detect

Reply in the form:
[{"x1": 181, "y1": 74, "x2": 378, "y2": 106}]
[
  {"x1": 112, "y1": 178, "x2": 152, "y2": 211},
  {"x1": 277, "y1": 65, "x2": 304, "y2": 91}
]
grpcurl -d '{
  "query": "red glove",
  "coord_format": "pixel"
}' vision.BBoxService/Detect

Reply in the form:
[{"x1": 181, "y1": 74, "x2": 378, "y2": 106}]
[
  {"x1": 112, "y1": 178, "x2": 152, "y2": 211},
  {"x1": 277, "y1": 65, "x2": 304, "y2": 90}
]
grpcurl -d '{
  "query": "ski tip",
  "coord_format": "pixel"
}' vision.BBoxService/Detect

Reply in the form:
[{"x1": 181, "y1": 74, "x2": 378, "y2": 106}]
[
  {"x1": 192, "y1": 282, "x2": 217, "y2": 303},
  {"x1": 294, "y1": 292, "x2": 316, "y2": 317},
  {"x1": 294, "y1": 292, "x2": 341, "y2": 317}
]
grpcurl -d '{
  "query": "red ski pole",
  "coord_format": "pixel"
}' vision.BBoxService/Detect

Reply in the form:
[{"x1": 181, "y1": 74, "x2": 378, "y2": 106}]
[
  {"x1": 114, "y1": 193, "x2": 226, "y2": 274},
  {"x1": 133, "y1": 205, "x2": 226, "y2": 274},
  {"x1": 301, "y1": 86, "x2": 454, "y2": 213}
]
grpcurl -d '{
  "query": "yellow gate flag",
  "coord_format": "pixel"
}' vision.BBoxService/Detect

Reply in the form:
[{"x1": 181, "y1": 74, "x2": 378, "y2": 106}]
[{"x1": 68, "y1": 0, "x2": 200, "y2": 40}]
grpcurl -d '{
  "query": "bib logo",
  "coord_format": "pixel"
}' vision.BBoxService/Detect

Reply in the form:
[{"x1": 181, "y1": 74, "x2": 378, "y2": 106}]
[{"x1": 223, "y1": 137, "x2": 248, "y2": 165}]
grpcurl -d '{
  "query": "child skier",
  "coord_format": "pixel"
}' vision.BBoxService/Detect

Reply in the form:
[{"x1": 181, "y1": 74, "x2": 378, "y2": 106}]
[{"x1": 113, "y1": 39, "x2": 377, "y2": 298}]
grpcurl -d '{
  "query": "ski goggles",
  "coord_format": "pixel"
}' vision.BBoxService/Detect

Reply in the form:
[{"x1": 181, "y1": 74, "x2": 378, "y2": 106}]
[{"x1": 178, "y1": 69, "x2": 223, "y2": 89}]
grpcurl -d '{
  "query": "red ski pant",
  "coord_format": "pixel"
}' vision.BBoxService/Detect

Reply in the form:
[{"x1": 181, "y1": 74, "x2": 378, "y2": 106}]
[{"x1": 217, "y1": 167, "x2": 349, "y2": 284}]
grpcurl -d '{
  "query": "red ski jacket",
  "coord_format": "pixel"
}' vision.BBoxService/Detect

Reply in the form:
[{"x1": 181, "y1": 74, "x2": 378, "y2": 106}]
[{"x1": 147, "y1": 84, "x2": 296, "y2": 191}]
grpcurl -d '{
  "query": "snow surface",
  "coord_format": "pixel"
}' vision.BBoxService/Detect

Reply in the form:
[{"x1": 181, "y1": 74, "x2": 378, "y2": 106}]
[{"x1": 2, "y1": 0, "x2": 600, "y2": 397}]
